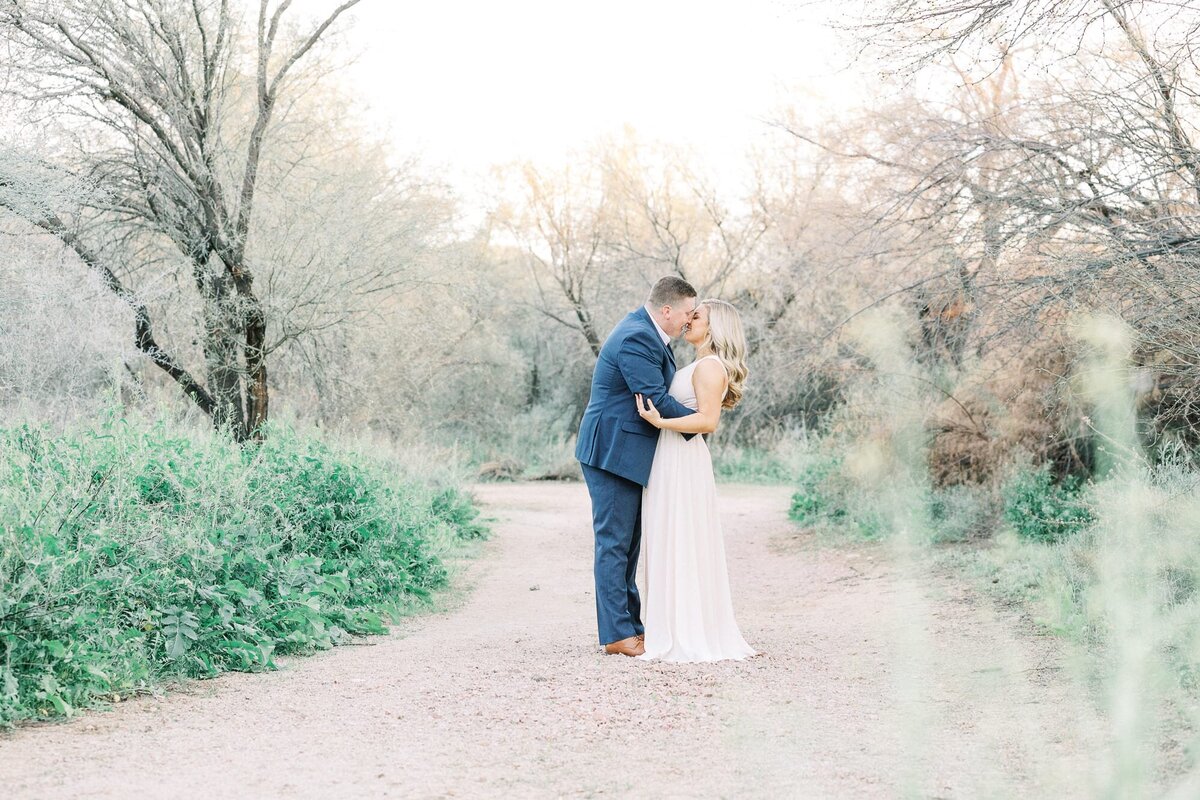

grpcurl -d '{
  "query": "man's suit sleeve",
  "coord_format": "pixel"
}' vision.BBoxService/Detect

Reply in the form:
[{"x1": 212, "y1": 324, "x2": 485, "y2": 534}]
[{"x1": 616, "y1": 331, "x2": 695, "y2": 420}]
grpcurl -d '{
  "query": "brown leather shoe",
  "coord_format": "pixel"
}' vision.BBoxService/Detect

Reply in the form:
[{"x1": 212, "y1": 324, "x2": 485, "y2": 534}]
[{"x1": 603, "y1": 635, "x2": 645, "y2": 657}]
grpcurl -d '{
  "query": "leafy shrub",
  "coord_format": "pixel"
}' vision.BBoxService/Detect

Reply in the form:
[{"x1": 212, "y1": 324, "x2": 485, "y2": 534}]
[
  {"x1": 1001, "y1": 464, "x2": 1093, "y2": 543},
  {"x1": 789, "y1": 452, "x2": 889, "y2": 538},
  {"x1": 430, "y1": 487, "x2": 489, "y2": 540},
  {"x1": 846, "y1": 504, "x2": 888, "y2": 540},
  {"x1": 789, "y1": 454, "x2": 846, "y2": 524},
  {"x1": 0, "y1": 417, "x2": 484, "y2": 726}
]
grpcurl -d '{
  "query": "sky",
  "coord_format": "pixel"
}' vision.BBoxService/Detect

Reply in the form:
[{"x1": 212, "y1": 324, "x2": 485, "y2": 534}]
[{"x1": 328, "y1": 1, "x2": 871, "y2": 200}]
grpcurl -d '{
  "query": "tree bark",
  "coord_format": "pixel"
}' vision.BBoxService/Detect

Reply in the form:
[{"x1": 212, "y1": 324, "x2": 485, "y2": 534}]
[{"x1": 195, "y1": 252, "x2": 247, "y2": 437}]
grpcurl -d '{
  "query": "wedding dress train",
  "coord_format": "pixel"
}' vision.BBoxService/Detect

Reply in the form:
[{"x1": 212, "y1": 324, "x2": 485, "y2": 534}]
[{"x1": 639, "y1": 355, "x2": 755, "y2": 663}]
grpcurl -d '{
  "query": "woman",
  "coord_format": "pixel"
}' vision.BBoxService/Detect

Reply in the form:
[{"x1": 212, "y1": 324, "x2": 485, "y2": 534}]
[{"x1": 633, "y1": 299, "x2": 756, "y2": 662}]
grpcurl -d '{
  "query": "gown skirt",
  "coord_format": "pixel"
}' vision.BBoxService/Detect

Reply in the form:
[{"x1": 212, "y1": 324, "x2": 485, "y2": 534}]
[{"x1": 638, "y1": 427, "x2": 756, "y2": 663}]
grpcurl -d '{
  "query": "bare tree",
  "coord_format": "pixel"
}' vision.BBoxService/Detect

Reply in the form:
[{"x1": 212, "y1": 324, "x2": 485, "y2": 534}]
[
  {"x1": 766, "y1": 1, "x2": 1200, "y2": 469},
  {"x1": 603, "y1": 139, "x2": 769, "y2": 299},
  {"x1": 0, "y1": 0, "x2": 364, "y2": 440},
  {"x1": 861, "y1": 0, "x2": 1179, "y2": 69},
  {"x1": 495, "y1": 160, "x2": 617, "y2": 358}
]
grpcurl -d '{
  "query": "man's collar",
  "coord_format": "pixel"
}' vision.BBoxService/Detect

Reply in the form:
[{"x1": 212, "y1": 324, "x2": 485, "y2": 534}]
[{"x1": 643, "y1": 304, "x2": 671, "y2": 345}]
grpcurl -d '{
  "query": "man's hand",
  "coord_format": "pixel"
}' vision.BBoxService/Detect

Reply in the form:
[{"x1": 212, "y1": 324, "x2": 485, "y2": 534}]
[{"x1": 635, "y1": 394, "x2": 663, "y2": 428}]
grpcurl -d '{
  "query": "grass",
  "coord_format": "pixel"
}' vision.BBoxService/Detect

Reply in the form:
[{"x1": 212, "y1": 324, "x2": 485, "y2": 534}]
[
  {"x1": 0, "y1": 414, "x2": 486, "y2": 726},
  {"x1": 712, "y1": 441, "x2": 809, "y2": 484}
]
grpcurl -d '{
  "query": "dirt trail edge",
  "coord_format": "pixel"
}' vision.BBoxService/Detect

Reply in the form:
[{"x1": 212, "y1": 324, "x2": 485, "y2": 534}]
[{"x1": 1, "y1": 482, "x2": 1108, "y2": 799}]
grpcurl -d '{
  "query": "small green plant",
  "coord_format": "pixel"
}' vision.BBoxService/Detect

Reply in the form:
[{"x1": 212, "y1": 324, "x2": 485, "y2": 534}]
[
  {"x1": 789, "y1": 454, "x2": 846, "y2": 525},
  {"x1": 430, "y1": 487, "x2": 489, "y2": 540},
  {"x1": 1001, "y1": 464, "x2": 1093, "y2": 543},
  {"x1": 788, "y1": 451, "x2": 893, "y2": 539}
]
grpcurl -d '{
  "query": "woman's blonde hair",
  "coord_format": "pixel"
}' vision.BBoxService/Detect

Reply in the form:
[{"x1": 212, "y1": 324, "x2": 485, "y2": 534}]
[{"x1": 699, "y1": 299, "x2": 747, "y2": 410}]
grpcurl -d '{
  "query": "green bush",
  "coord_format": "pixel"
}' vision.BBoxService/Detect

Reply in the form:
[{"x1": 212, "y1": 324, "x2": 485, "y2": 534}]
[
  {"x1": 788, "y1": 452, "x2": 888, "y2": 539},
  {"x1": 789, "y1": 454, "x2": 846, "y2": 525},
  {"x1": 430, "y1": 487, "x2": 489, "y2": 540},
  {"x1": 0, "y1": 417, "x2": 484, "y2": 726},
  {"x1": 1001, "y1": 464, "x2": 1093, "y2": 543}
]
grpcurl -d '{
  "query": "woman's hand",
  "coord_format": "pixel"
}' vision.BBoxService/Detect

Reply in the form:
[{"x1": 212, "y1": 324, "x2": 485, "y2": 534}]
[{"x1": 635, "y1": 394, "x2": 663, "y2": 428}]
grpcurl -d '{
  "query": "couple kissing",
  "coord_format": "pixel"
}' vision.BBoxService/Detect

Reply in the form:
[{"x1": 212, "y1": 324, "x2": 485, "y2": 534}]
[{"x1": 575, "y1": 276, "x2": 755, "y2": 663}]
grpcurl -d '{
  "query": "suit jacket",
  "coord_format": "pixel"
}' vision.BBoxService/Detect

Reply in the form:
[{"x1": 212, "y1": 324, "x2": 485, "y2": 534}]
[{"x1": 575, "y1": 307, "x2": 695, "y2": 486}]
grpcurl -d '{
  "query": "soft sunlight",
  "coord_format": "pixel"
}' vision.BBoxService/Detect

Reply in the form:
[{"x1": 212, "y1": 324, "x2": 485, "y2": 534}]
[{"x1": 339, "y1": 0, "x2": 861, "y2": 192}]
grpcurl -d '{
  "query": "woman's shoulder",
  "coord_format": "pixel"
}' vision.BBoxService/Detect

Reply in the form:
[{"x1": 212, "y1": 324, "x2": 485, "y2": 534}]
[{"x1": 691, "y1": 355, "x2": 728, "y2": 380}]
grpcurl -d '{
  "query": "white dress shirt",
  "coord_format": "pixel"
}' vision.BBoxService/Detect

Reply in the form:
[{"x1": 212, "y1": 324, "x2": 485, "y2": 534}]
[{"x1": 644, "y1": 305, "x2": 671, "y2": 345}]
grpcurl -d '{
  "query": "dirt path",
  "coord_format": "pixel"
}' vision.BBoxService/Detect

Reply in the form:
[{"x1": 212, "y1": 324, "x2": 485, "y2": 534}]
[{"x1": 1, "y1": 482, "x2": 1109, "y2": 799}]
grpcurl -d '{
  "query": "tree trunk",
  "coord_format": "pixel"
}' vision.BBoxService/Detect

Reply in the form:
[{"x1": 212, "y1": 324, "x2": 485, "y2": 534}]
[
  {"x1": 196, "y1": 253, "x2": 246, "y2": 438},
  {"x1": 243, "y1": 295, "x2": 269, "y2": 440}
]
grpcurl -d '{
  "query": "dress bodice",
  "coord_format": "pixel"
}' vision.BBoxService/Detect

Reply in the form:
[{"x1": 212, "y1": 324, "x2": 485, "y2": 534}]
[{"x1": 668, "y1": 355, "x2": 724, "y2": 411}]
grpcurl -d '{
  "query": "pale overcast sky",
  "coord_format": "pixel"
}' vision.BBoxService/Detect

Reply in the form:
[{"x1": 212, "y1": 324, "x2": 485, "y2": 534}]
[{"x1": 330, "y1": 1, "x2": 870, "y2": 197}]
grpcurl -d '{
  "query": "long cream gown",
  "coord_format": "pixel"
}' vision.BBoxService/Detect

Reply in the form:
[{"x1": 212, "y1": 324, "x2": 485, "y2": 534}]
[{"x1": 638, "y1": 355, "x2": 756, "y2": 663}]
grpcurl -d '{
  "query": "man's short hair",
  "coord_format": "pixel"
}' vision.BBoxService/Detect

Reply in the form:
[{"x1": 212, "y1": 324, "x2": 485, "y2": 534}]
[{"x1": 647, "y1": 276, "x2": 697, "y2": 307}]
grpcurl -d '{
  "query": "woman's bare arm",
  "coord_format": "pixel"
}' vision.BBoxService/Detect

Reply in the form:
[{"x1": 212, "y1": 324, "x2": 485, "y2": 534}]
[{"x1": 635, "y1": 360, "x2": 727, "y2": 434}]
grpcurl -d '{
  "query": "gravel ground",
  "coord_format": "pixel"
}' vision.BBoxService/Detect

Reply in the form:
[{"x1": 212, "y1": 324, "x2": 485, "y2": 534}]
[{"x1": 1, "y1": 482, "x2": 1110, "y2": 799}]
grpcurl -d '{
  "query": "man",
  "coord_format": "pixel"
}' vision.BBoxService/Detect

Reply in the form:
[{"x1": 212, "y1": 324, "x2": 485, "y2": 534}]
[{"x1": 575, "y1": 276, "x2": 698, "y2": 656}]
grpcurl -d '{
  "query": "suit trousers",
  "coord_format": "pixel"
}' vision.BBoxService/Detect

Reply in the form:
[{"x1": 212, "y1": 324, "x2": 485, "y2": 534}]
[{"x1": 581, "y1": 462, "x2": 645, "y2": 644}]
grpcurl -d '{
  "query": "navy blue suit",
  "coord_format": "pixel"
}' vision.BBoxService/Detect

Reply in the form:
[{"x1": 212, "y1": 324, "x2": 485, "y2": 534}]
[{"x1": 575, "y1": 307, "x2": 695, "y2": 644}]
